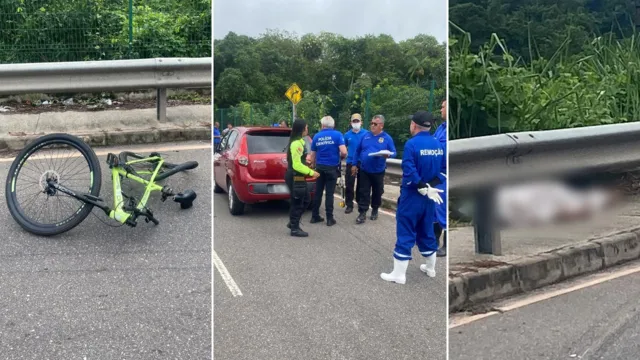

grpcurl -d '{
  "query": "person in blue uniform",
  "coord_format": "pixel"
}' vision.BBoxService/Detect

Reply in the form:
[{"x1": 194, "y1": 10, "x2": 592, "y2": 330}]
[
  {"x1": 213, "y1": 122, "x2": 221, "y2": 147},
  {"x1": 434, "y1": 100, "x2": 448, "y2": 257},
  {"x1": 352, "y1": 115, "x2": 397, "y2": 224},
  {"x1": 309, "y1": 116, "x2": 347, "y2": 226},
  {"x1": 343, "y1": 113, "x2": 369, "y2": 214},
  {"x1": 381, "y1": 111, "x2": 445, "y2": 284}
]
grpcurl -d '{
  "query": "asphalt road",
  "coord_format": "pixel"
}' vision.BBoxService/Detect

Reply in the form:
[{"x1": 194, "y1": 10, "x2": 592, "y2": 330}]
[
  {"x1": 213, "y1": 194, "x2": 447, "y2": 360},
  {"x1": 450, "y1": 261, "x2": 640, "y2": 360},
  {"x1": 0, "y1": 141, "x2": 212, "y2": 359}
]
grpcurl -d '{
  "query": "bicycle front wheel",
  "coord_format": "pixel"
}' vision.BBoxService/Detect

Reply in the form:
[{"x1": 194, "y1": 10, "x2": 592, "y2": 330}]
[{"x1": 5, "y1": 133, "x2": 102, "y2": 236}]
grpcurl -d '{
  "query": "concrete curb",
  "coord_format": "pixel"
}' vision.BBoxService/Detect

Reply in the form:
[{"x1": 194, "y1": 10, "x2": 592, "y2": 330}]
[
  {"x1": 0, "y1": 126, "x2": 211, "y2": 153},
  {"x1": 381, "y1": 196, "x2": 398, "y2": 211},
  {"x1": 449, "y1": 230, "x2": 640, "y2": 313}
]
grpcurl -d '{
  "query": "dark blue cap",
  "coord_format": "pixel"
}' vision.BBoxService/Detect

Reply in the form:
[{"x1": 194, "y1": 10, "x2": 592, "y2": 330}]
[{"x1": 408, "y1": 111, "x2": 434, "y2": 127}]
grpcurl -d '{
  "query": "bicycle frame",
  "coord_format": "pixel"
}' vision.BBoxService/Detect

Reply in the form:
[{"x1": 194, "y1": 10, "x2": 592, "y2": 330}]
[
  {"x1": 109, "y1": 156, "x2": 165, "y2": 224},
  {"x1": 50, "y1": 154, "x2": 171, "y2": 226}
]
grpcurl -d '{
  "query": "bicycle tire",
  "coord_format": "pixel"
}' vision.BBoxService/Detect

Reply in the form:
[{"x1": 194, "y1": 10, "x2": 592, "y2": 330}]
[{"x1": 5, "y1": 133, "x2": 102, "y2": 236}]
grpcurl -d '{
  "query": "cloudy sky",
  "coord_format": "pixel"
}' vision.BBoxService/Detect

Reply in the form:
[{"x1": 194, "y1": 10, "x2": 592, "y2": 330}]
[{"x1": 214, "y1": 0, "x2": 447, "y2": 42}]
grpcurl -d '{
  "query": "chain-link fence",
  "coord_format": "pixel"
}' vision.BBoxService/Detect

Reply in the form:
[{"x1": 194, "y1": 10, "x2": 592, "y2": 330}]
[
  {"x1": 0, "y1": 0, "x2": 211, "y2": 64},
  {"x1": 214, "y1": 81, "x2": 444, "y2": 155}
]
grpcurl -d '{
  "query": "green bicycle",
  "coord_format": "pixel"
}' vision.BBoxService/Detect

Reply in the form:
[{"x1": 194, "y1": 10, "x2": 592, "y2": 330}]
[{"x1": 5, "y1": 133, "x2": 198, "y2": 236}]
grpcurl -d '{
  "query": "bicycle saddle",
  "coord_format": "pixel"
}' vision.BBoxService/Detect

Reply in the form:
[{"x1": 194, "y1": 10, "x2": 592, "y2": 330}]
[{"x1": 174, "y1": 190, "x2": 197, "y2": 209}]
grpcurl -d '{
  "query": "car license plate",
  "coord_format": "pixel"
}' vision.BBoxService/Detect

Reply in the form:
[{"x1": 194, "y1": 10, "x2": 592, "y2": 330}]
[{"x1": 272, "y1": 184, "x2": 289, "y2": 194}]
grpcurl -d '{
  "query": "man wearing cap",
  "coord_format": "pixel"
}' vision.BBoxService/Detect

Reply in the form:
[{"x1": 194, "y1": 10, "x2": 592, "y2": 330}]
[
  {"x1": 353, "y1": 114, "x2": 397, "y2": 224},
  {"x1": 381, "y1": 111, "x2": 445, "y2": 284},
  {"x1": 434, "y1": 100, "x2": 448, "y2": 257},
  {"x1": 343, "y1": 113, "x2": 369, "y2": 214}
]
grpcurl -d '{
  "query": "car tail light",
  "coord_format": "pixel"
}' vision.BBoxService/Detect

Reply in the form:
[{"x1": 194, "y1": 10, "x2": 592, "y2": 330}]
[
  {"x1": 248, "y1": 184, "x2": 254, "y2": 193},
  {"x1": 237, "y1": 136, "x2": 249, "y2": 167}
]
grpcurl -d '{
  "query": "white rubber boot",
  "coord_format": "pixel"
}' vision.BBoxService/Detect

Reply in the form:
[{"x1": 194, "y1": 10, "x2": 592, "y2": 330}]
[
  {"x1": 420, "y1": 253, "x2": 437, "y2": 277},
  {"x1": 380, "y1": 258, "x2": 409, "y2": 284}
]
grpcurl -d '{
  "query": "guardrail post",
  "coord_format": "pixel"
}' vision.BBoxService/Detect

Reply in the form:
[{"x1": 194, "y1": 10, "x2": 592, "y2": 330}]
[
  {"x1": 157, "y1": 88, "x2": 167, "y2": 122},
  {"x1": 473, "y1": 188, "x2": 502, "y2": 255}
]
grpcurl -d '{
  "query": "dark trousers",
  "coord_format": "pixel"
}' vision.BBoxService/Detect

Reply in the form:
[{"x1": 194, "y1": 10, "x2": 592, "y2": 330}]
[
  {"x1": 285, "y1": 170, "x2": 310, "y2": 228},
  {"x1": 357, "y1": 170, "x2": 385, "y2": 214},
  {"x1": 434, "y1": 222, "x2": 447, "y2": 248},
  {"x1": 312, "y1": 164, "x2": 339, "y2": 219},
  {"x1": 434, "y1": 223, "x2": 443, "y2": 239},
  {"x1": 345, "y1": 164, "x2": 361, "y2": 208}
]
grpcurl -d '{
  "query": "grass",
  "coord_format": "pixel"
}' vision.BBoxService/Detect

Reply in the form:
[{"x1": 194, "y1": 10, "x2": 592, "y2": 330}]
[{"x1": 449, "y1": 21, "x2": 640, "y2": 140}]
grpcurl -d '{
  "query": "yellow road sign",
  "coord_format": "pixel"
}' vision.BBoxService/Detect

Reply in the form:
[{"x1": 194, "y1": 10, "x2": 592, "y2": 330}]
[{"x1": 285, "y1": 83, "x2": 303, "y2": 105}]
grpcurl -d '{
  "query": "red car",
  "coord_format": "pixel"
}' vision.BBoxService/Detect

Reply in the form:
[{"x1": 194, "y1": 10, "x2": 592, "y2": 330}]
[{"x1": 213, "y1": 126, "x2": 315, "y2": 215}]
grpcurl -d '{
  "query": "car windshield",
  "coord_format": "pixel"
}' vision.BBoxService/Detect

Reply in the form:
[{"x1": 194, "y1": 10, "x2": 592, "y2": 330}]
[{"x1": 246, "y1": 131, "x2": 290, "y2": 154}]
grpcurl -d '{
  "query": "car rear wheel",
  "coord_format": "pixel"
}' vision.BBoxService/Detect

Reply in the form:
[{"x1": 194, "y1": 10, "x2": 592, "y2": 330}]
[{"x1": 227, "y1": 182, "x2": 245, "y2": 215}]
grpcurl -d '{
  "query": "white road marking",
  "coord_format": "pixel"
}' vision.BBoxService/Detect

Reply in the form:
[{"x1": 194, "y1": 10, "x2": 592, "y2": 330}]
[
  {"x1": 0, "y1": 143, "x2": 211, "y2": 163},
  {"x1": 450, "y1": 311, "x2": 500, "y2": 328},
  {"x1": 449, "y1": 261, "x2": 640, "y2": 329},
  {"x1": 213, "y1": 250, "x2": 243, "y2": 297}
]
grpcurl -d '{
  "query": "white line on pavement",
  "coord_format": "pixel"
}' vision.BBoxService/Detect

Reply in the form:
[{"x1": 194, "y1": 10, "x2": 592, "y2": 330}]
[
  {"x1": 0, "y1": 143, "x2": 211, "y2": 162},
  {"x1": 213, "y1": 250, "x2": 243, "y2": 297},
  {"x1": 449, "y1": 261, "x2": 640, "y2": 328}
]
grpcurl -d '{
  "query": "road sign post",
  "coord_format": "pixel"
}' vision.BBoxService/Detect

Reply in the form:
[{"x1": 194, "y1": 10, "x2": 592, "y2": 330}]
[{"x1": 285, "y1": 83, "x2": 302, "y2": 126}]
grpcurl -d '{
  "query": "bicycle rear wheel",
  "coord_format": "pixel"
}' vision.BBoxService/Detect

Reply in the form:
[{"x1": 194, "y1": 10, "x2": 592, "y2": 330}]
[{"x1": 5, "y1": 133, "x2": 102, "y2": 236}]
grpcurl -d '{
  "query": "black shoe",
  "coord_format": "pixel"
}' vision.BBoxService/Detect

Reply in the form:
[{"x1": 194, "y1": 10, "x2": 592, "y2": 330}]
[
  {"x1": 437, "y1": 234, "x2": 447, "y2": 257},
  {"x1": 356, "y1": 213, "x2": 367, "y2": 224},
  {"x1": 291, "y1": 228, "x2": 309, "y2": 237},
  {"x1": 345, "y1": 206, "x2": 353, "y2": 214},
  {"x1": 326, "y1": 218, "x2": 336, "y2": 226},
  {"x1": 370, "y1": 208, "x2": 379, "y2": 220},
  {"x1": 310, "y1": 216, "x2": 324, "y2": 224}
]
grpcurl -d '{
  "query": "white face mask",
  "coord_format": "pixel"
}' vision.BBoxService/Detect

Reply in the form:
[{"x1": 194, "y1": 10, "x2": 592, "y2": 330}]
[{"x1": 352, "y1": 122, "x2": 361, "y2": 130}]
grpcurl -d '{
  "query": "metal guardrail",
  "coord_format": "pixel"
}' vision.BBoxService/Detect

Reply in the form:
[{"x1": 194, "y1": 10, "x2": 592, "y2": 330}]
[
  {"x1": 0, "y1": 57, "x2": 212, "y2": 122},
  {"x1": 449, "y1": 122, "x2": 640, "y2": 255},
  {"x1": 385, "y1": 159, "x2": 402, "y2": 176},
  {"x1": 338, "y1": 159, "x2": 402, "y2": 176}
]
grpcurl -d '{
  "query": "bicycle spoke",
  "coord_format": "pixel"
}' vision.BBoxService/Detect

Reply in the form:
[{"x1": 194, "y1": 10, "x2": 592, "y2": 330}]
[{"x1": 13, "y1": 142, "x2": 92, "y2": 226}]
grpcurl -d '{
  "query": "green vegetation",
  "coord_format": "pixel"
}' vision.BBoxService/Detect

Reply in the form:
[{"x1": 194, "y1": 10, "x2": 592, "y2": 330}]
[
  {"x1": 449, "y1": 0, "x2": 639, "y2": 139},
  {"x1": 0, "y1": 0, "x2": 211, "y2": 64},
  {"x1": 214, "y1": 30, "x2": 446, "y2": 150}
]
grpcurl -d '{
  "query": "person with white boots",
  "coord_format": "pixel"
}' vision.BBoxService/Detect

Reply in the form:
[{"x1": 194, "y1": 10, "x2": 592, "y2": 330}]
[{"x1": 381, "y1": 110, "x2": 445, "y2": 284}]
